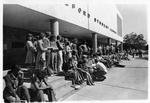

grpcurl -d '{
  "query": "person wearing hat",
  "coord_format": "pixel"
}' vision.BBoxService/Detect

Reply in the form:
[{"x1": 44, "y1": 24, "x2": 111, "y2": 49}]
[{"x1": 3, "y1": 65, "x2": 30, "y2": 102}]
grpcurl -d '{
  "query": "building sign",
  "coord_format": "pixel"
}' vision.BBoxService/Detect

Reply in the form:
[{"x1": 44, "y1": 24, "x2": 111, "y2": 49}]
[
  {"x1": 65, "y1": 4, "x2": 117, "y2": 34},
  {"x1": 65, "y1": 4, "x2": 90, "y2": 18}
]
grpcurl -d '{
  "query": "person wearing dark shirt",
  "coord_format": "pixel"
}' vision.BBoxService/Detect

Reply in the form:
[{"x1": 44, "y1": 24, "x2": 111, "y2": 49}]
[{"x1": 3, "y1": 65, "x2": 30, "y2": 102}]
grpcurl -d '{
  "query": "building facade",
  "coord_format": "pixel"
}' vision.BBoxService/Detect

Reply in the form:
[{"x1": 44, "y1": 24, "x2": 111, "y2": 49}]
[{"x1": 3, "y1": 4, "x2": 123, "y2": 69}]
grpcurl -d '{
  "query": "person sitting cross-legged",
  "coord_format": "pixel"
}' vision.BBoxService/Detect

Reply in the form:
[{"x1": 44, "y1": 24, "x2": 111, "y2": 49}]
[
  {"x1": 78, "y1": 59, "x2": 94, "y2": 86},
  {"x1": 64, "y1": 58, "x2": 84, "y2": 89}
]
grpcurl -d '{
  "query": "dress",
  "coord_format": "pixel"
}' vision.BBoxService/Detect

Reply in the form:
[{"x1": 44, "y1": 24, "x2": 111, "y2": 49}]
[{"x1": 25, "y1": 41, "x2": 36, "y2": 64}]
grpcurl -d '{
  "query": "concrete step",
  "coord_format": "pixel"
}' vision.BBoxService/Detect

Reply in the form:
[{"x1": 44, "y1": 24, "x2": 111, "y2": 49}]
[
  {"x1": 56, "y1": 82, "x2": 87, "y2": 101},
  {"x1": 47, "y1": 76, "x2": 65, "y2": 84},
  {"x1": 51, "y1": 79, "x2": 72, "y2": 92},
  {"x1": 23, "y1": 76, "x2": 86, "y2": 102},
  {"x1": 3, "y1": 69, "x2": 87, "y2": 102},
  {"x1": 23, "y1": 76, "x2": 65, "y2": 88}
]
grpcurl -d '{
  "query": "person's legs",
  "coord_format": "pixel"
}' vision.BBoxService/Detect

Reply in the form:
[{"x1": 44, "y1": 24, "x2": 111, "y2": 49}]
[
  {"x1": 71, "y1": 72, "x2": 76, "y2": 85},
  {"x1": 50, "y1": 52, "x2": 55, "y2": 72},
  {"x1": 133, "y1": 53, "x2": 134, "y2": 58},
  {"x1": 57, "y1": 51, "x2": 63, "y2": 73},
  {"x1": 37, "y1": 90, "x2": 45, "y2": 102},
  {"x1": 16, "y1": 85, "x2": 30, "y2": 102},
  {"x1": 5, "y1": 95, "x2": 20, "y2": 103},
  {"x1": 93, "y1": 71, "x2": 106, "y2": 80},
  {"x1": 99, "y1": 71, "x2": 107, "y2": 79},
  {"x1": 44, "y1": 88, "x2": 56, "y2": 102},
  {"x1": 76, "y1": 68, "x2": 86, "y2": 80},
  {"x1": 86, "y1": 72, "x2": 94, "y2": 85},
  {"x1": 46, "y1": 51, "x2": 50, "y2": 67},
  {"x1": 54, "y1": 52, "x2": 58, "y2": 73}
]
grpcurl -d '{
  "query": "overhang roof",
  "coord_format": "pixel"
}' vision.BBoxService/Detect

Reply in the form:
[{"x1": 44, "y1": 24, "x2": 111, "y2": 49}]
[{"x1": 3, "y1": 4, "x2": 118, "y2": 42}]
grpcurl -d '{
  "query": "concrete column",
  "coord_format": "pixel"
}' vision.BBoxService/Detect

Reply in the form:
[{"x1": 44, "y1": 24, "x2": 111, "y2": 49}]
[
  {"x1": 121, "y1": 42, "x2": 123, "y2": 52},
  {"x1": 115, "y1": 41, "x2": 118, "y2": 47},
  {"x1": 92, "y1": 33, "x2": 97, "y2": 54},
  {"x1": 107, "y1": 38, "x2": 111, "y2": 45},
  {"x1": 50, "y1": 19, "x2": 59, "y2": 37}
]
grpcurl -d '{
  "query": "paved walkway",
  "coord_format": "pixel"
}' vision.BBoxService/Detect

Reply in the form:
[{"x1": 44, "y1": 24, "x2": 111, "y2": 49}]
[{"x1": 65, "y1": 55, "x2": 148, "y2": 101}]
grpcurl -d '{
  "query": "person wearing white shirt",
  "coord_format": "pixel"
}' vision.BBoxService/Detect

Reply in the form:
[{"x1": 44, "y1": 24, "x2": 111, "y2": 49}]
[{"x1": 93, "y1": 59, "x2": 107, "y2": 81}]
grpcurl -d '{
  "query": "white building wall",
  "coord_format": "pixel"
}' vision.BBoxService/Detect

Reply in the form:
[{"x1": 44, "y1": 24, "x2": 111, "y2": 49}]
[
  {"x1": 88, "y1": 4, "x2": 117, "y2": 36},
  {"x1": 20, "y1": 4, "x2": 89, "y2": 29},
  {"x1": 20, "y1": 4, "x2": 123, "y2": 42}
]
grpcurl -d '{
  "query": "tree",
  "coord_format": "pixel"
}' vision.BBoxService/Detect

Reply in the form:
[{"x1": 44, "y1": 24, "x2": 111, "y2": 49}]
[{"x1": 123, "y1": 32, "x2": 147, "y2": 50}]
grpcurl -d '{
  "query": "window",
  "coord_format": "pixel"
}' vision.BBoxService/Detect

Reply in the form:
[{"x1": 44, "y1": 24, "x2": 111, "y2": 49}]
[{"x1": 11, "y1": 42, "x2": 25, "y2": 48}]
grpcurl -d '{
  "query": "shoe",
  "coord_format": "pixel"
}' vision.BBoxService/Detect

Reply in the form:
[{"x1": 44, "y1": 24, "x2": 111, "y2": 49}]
[
  {"x1": 103, "y1": 76, "x2": 106, "y2": 79},
  {"x1": 75, "y1": 85, "x2": 80, "y2": 90},
  {"x1": 75, "y1": 85, "x2": 80, "y2": 88},
  {"x1": 71, "y1": 85, "x2": 80, "y2": 90}
]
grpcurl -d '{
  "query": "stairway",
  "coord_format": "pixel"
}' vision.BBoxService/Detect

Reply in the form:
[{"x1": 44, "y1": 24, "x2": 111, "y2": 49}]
[
  {"x1": 3, "y1": 68, "x2": 86, "y2": 102},
  {"x1": 23, "y1": 68, "x2": 86, "y2": 101}
]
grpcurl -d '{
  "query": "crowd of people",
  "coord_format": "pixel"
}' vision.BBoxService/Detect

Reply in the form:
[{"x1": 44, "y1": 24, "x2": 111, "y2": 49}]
[
  {"x1": 4, "y1": 32, "x2": 124, "y2": 102},
  {"x1": 125, "y1": 48, "x2": 143, "y2": 58}
]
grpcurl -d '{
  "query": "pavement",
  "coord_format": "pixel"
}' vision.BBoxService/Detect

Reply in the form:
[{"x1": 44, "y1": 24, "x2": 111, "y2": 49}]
[{"x1": 64, "y1": 55, "x2": 148, "y2": 101}]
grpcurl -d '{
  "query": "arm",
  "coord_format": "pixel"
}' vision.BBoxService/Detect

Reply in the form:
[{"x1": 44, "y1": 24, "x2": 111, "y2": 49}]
[
  {"x1": 34, "y1": 82, "x2": 47, "y2": 90},
  {"x1": 38, "y1": 41, "x2": 47, "y2": 52},
  {"x1": 43, "y1": 77, "x2": 53, "y2": 90},
  {"x1": 33, "y1": 78, "x2": 47, "y2": 90},
  {"x1": 56, "y1": 41, "x2": 63, "y2": 50},
  {"x1": 27, "y1": 41, "x2": 36, "y2": 51},
  {"x1": 4, "y1": 76, "x2": 18, "y2": 97},
  {"x1": 77, "y1": 67, "x2": 86, "y2": 73},
  {"x1": 51, "y1": 42, "x2": 59, "y2": 52},
  {"x1": 66, "y1": 46, "x2": 72, "y2": 52}
]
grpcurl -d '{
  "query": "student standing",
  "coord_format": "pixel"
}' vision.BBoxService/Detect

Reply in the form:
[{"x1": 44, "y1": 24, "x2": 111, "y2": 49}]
[
  {"x1": 49, "y1": 36, "x2": 59, "y2": 74},
  {"x1": 35, "y1": 33, "x2": 48, "y2": 70},
  {"x1": 56, "y1": 35, "x2": 64, "y2": 73},
  {"x1": 25, "y1": 33, "x2": 37, "y2": 75}
]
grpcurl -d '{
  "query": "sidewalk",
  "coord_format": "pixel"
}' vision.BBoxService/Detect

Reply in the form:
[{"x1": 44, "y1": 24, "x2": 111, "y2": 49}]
[{"x1": 64, "y1": 55, "x2": 148, "y2": 101}]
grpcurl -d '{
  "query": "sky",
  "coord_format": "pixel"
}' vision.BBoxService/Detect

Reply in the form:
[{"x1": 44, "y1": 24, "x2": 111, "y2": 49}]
[{"x1": 116, "y1": 4, "x2": 148, "y2": 41}]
